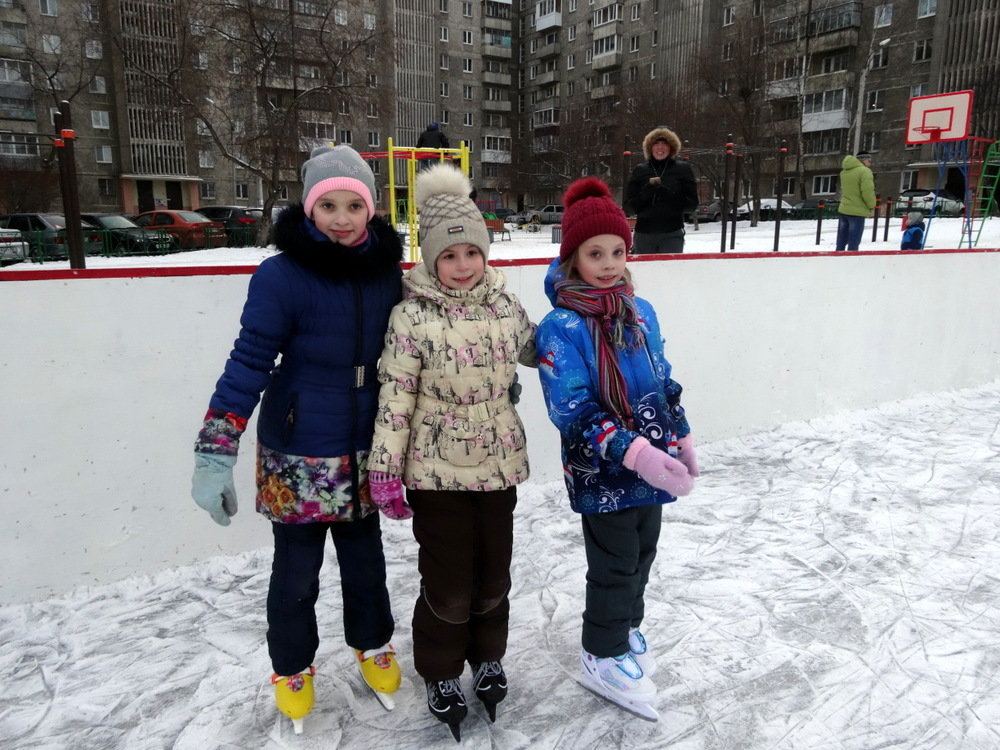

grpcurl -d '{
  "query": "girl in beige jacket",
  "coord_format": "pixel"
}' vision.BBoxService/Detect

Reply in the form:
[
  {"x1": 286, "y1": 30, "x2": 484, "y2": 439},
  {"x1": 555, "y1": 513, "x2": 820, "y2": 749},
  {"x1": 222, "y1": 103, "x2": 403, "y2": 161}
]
[{"x1": 367, "y1": 164, "x2": 535, "y2": 741}]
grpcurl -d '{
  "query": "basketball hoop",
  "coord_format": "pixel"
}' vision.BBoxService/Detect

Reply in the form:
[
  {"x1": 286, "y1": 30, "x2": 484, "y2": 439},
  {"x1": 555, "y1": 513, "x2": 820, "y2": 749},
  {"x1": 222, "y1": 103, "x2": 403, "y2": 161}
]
[{"x1": 914, "y1": 126, "x2": 943, "y2": 143}]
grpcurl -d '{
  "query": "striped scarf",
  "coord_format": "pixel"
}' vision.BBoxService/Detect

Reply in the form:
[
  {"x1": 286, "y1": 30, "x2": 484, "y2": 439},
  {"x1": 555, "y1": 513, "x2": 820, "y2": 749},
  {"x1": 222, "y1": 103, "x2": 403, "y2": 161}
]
[{"x1": 554, "y1": 279, "x2": 646, "y2": 429}]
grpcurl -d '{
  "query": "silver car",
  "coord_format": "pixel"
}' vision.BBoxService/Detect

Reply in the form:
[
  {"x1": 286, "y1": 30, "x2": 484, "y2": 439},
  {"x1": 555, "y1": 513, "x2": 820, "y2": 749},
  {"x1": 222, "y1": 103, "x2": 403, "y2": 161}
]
[{"x1": 0, "y1": 227, "x2": 29, "y2": 265}]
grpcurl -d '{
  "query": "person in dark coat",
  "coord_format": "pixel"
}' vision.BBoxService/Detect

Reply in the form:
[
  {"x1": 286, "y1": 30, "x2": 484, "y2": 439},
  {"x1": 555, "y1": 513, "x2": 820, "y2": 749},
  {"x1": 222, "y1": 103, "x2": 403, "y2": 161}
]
[
  {"x1": 416, "y1": 122, "x2": 450, "y2": 170},
  {"x1": 190, "y1": 145, "x2": 405, "y2": 730},
  {"x1": 624, "y1": 126, "x2": 698, "y2": 254}
]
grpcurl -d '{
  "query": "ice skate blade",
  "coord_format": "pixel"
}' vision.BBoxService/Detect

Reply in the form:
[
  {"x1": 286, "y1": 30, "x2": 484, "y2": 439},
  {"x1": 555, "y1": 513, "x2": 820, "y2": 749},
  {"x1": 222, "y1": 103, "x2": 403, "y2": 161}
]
[
  {"x1": 578, "y1": 677, "x2": 660, "y2": 722},
  {"x1": 370, "y1": 687, "x2": 396, "y2": 711},
  {"x1": 291, "y1": 717, "x2": 304, "y2": 734}
]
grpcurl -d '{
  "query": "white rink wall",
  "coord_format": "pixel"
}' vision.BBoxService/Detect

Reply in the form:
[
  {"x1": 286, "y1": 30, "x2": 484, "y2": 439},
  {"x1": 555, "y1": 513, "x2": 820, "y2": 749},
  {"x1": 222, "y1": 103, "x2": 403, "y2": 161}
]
[{"x1": 2, "y1": 249, "x2": 999, "y2": 603}]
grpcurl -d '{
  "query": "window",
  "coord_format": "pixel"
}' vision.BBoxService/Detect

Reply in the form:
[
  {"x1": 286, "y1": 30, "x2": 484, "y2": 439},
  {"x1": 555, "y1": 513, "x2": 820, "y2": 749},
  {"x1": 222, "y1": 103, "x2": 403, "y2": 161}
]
[
  {"x1": 338, "y1": 100, "x2": 350, "y2": 115},
  {"x1": 652, "y1": 29, "x2": 658, "y2": 46},
  {"x1": 463, "y1": 112, "x2": 473, "y2": 126},
  {"x1": 630, "y1": 36, "x2": 639, "y2": 53},
  {"x1": 917, "y1": 0, "x2": 936, "y2": 18},
  {"x1": 862, "y1": 131, "x2": 881, "y2": 153},
  {"x1": 368, "y1": 131, "x2": 380, "y2": 147},
  {"x1": 463, "y1": 84, "x2": 474, "y2": 99},
  {"x1": 777, "y1": 176, "x2": 795, "y2": 196},
  {"x1": 89, "y1": 75, "x2": 106, "y2": 94},
  {"x1": 94, "y1": 145, "x2": 111, "y2": 163},
  {"x1": 463, "y1": 2, "x2": 472, "y2": 16},
  {"x1": 463, "y1": 30, "x2": 473, "y2": 44},
  {"x1": 722, "y1": 42, "x2": 733, "y2": 61},
  {"x1": 367, "y1": 73, "x2": 378, "y2": 88},
  {"x1": 723, "y1": 6, "x2": 735, "y2": 25},
  {"x1": 1, "y1": 21, "x2": 28, "y2": 47},
  {"x1": 39, "y1": 0, "x2": 58, "y2": 16},
  {"x1": 593, "y1": 35, "x2": 618, "y2": 56},
  {"x1": 819, "y1": 52, "x2": 848, "y2": 74},
  {"x1": 363, "y1": 12, "x2": 375, "y2": 29},
  {"x1": 631, "y1": 4, "x2": 640, "y2": 20},
  {"x1": 85, "y1": 39, "x2": 102, "y2": 59},
  {"x1": 236, "y1": 182, "x2": 249, "y2": 199},
  {"x1": 91, "y1": 110, "x2": 110, "y2": 129},
  {"x1": 195, "y1": 52, "x2": 208, "y2": 70},
  {"x1": 593, "y1": 4, "x2": 620, "y2": 26},
  {"x1": 200, "y1": 182, "x2": 216, "y2": 200},
  {"x1": 752, "y1": 0, "x2": 762, "y2": 16},
  {"x1": 98, "y1": 178, "x2": 114, "y2": 197},
  {"x1": 569, "y1": 0, "x2": 576, "y2": 11},
  {"x1": 440, "y1": 26, "x2": 448, "y2": 42},
  {"x1": 567, "y1": 53, "x2": 575, "y2": 69},
  {"x1": 866, "y1": 89, "x2": 885, "y2": 111},
  {"x1": 567, "y1": 25, "x2": 575, "y2": 41},
  {"x1": 913, "y1": 39, "x2": 932, "y2": 62},
  {"x1": 334, "y1": 8, "x2": 347, "y2": 24},
  {"x1": 803, "y1": 130, "x2": 847, "y2": 155},
  {"x1": 776, "y1": 56, "x2": 803, "y2": 79},
  {"x1": 650, "y1": 62, "x2": 656, "y2": 78},
  {"x1": 440, "y1": 82, "x2": 449, "y2": 97},
  {"x1": 871, "y1": 46, "x2": 889, "y2": 68},
  {"x1": 338, "y1": 129, "x2": 352, "y2": 144},
  {"x1": 874, "y1": 4, "x2": 892, "y2": 28},
  {"x1": 198, "y1": 150, "x2": 214, "y2": 168},
  {"x1": 42, "y1": 34, "x2": 61, "y2": 54},
  {"x1": 367, "y1": 101, "x2": 379, "y2": 118},
  {"x1": 899, "y1": 170, "x2": 918, "y2": 192},
  {"x1": 802, "y1": 89, "x2": 846, "y2": 114},
  {"x1": 910, "y1": 82, "x2": 929, "y2": 98},
  {"x1": 463, "y1": 58, "x2": 473, "y2": 73},
  {"x1": 813, "y1": 175, "x2": 838, "y2": 195},
  {"x1": 440, "y1": 53, "x2": 449, "y2": 70},
  {"x1": 439, "y1": 0, "x2": 447, "y2": 11},
  {"x1": 82, "y1": 2, "x2": 99, "y2": 21}
]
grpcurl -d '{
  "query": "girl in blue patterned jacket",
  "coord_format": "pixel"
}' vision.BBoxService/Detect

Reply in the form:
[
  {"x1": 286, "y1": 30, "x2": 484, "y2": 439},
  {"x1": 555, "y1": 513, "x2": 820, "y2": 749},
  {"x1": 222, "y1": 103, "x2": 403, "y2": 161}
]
[
  {"x1": 190, "y1": 146, "x2": 404, "y2": 732},
  {"x1": 536, "y1": 177, "x2": 700, "y2": 715}
]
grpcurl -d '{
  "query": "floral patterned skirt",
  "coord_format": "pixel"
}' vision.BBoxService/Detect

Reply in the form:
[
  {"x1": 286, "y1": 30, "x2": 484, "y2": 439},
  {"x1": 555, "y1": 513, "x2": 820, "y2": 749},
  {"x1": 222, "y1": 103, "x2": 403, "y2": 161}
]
[{"x1": 255, "y1": 444, "x2": 376, "y2": 524}]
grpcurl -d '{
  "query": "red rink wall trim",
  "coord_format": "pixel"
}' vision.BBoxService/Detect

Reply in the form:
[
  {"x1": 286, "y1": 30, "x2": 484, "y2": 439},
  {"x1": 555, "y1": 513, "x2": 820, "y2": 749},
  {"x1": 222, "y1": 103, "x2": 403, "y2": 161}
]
[{"x1": 1, "y1": 246, "x2": 998, "y2": 281}]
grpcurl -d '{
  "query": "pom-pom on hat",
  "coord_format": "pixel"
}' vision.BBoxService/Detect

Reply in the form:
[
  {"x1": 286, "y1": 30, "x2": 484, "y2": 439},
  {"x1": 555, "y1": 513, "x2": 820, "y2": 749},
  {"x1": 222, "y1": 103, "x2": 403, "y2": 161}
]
[
  {"x1": 559, "y1": 177, "x2": 633, "y2": 262},
  {"x1": 416, "y1": 163, "x2": 490, "y2": 278},
  {"x1": 301, "y1": 145, "x2": 376, "y2": 221}
]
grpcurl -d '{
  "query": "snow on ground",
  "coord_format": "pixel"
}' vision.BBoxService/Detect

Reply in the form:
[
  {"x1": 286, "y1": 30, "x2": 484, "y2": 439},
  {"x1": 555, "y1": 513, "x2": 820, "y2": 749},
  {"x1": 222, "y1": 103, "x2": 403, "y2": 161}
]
[
  {"x1": 2, "y1": 215, "x2": 997, "y2": 272},
  {"x1": 2, "y1": 381, "x2": 999, "y2": 750}
]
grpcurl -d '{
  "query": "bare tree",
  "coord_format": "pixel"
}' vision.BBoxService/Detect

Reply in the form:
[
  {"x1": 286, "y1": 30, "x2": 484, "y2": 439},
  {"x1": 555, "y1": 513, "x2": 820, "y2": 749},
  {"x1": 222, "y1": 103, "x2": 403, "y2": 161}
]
[{"x1": 107, "y1": 0, "x2": 392, "y2": 243}]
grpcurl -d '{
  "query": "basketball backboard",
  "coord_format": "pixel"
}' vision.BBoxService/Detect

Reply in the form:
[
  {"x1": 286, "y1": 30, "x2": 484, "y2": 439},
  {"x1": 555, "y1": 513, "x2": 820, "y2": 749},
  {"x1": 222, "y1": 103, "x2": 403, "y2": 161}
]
[{"x1": 905, "y1": 90, "x2": 974, "y2": 144}]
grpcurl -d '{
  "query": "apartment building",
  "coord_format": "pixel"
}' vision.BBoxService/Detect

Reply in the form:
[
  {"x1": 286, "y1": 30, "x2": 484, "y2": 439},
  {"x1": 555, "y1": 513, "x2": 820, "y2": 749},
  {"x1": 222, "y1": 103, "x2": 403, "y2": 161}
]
[{"x1": 2, "y1": 0, "x2": 995, "y2": 216}]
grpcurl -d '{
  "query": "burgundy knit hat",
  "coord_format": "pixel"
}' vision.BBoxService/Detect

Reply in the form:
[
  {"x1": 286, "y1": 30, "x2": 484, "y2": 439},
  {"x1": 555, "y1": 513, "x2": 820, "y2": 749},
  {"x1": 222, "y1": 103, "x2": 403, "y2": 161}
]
[{"x1": 559, "y1": 177, "x2": 633, "y2": 262}]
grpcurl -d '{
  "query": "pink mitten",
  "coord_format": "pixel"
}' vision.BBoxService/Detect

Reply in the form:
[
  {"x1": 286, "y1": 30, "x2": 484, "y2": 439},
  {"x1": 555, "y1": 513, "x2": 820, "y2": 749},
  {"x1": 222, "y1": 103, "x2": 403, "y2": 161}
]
[
  {"x1": 623, "y1": 437, "x2": 693, "y2": 496},
  {"x1": 368, "y1": 471, "x2": 413, "y2": 520},
  {"x1": 675, "y1": 434, "x2": 700, "y2": 478}
]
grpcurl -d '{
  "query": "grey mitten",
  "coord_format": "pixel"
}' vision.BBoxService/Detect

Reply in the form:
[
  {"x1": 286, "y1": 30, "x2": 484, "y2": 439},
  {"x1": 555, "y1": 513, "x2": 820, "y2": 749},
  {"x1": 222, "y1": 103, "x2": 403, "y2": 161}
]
[{"x1": 192, "y1": 453, "x2": 238, "y2": 526}]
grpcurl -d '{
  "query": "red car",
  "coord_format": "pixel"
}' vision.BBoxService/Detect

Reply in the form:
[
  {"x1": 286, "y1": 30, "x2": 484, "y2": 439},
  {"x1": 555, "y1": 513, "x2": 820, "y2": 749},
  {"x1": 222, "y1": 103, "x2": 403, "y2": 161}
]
[{"x1": 132, "y1": 209, "x2": 227, "y2": 249}]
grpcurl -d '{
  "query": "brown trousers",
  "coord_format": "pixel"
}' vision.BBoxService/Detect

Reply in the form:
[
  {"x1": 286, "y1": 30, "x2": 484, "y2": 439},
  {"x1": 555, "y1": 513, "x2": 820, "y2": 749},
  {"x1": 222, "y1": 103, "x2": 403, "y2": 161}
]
[{"x1": 408, "y1": 487, "x2": 517, "y2": 680}]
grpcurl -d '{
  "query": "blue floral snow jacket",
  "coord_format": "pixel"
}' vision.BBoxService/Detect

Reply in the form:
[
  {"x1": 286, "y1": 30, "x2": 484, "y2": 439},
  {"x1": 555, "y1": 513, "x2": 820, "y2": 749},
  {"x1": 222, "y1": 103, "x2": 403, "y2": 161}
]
[
  {"x1": 536, "y1": 259, "x2": 690, "y2": 514},
  {"x1": 205, "y1": 203, "x2": 403, "y2": 522}
]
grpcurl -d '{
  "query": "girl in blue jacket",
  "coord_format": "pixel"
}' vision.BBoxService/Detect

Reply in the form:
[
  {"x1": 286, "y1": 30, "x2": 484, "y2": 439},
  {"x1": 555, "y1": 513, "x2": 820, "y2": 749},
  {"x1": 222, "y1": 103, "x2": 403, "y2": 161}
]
[
  {"x1": 536, "y1": 177, "x2": 699, "y2": 716},
  {"x1": 190, "y1": 146, "x2": 404, "y2": 731}
]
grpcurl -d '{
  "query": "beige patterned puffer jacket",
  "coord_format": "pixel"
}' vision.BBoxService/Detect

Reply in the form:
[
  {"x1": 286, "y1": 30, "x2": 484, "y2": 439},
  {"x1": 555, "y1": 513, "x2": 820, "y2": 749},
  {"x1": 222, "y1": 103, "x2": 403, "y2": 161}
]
[{"x1": 368, "y1": 263, "x2": 536, "y2": 491}]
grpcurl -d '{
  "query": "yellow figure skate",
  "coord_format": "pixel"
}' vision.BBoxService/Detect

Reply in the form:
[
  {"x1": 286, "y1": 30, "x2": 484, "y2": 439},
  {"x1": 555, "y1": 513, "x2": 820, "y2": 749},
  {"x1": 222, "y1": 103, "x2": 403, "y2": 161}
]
[
  {"x1": 356, "y1": 643, "x2": 401, "y2": 710},
  {"x1": 271, "y1": 666, "x2": 316, "y2": 734}
]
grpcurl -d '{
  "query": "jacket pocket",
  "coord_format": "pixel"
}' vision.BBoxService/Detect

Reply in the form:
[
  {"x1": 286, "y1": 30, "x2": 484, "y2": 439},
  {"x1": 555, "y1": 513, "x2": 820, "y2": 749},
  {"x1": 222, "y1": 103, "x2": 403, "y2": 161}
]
[{"x1": 438, "y1": 419, "x2": 489, "y2": 467}]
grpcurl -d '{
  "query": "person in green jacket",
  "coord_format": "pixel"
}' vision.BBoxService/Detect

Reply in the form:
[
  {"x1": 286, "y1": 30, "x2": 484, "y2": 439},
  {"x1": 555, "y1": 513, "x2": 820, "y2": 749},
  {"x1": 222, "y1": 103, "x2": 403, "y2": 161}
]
[{"x1": 835, "y1": 152, "x2": 876, "y2": 251}]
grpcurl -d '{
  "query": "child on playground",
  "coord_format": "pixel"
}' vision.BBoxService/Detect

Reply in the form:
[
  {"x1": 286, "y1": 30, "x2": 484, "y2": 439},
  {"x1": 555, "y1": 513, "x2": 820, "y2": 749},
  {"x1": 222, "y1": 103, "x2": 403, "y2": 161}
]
[
  {"x1": 901, "y1": 211, "x2": 926, "y2": 250},
  {"x1": 190, "y1": 145, "x2": 405, "y2": 732},
  {"x1": 535, "y1": 177, "x2": 699, "y2": 717},
  {"x1": 366, "y1": 163, "x2": 536, "y2": 741}
]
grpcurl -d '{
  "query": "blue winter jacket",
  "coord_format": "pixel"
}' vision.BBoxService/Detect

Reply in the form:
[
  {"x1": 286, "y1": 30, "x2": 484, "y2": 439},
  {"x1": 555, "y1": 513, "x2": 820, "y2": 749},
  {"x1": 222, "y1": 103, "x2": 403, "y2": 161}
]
[
  {"x1": 536, "y1": 260, "x2": 690, "y2": 514},
  {"x1": 209, "y1": 204, "x2": 403, "y2": 459}
]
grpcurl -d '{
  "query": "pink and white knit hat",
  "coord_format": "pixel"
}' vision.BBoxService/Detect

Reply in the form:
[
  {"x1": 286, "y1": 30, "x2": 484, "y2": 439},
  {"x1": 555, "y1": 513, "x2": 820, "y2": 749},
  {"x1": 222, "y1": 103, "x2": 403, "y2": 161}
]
[{"x1": 301, "y1": 145, "x2": 376, "y2": 220}]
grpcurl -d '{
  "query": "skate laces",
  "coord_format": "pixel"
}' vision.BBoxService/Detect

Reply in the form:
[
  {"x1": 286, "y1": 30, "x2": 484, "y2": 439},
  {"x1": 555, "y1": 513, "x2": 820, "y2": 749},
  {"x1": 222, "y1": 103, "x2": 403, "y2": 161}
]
[
  {"x1": 434, "y1": 678, "x2": 465, "y2": 701},
  {"x1": 271, "y1": 666, "x2": 316, "y2": 691},
  {"x1": 357, "y1": 643, "x2": 396, "y2": 666},
  {"x1": 474, "y1": 661, "x2": 504, "y2": 680}
]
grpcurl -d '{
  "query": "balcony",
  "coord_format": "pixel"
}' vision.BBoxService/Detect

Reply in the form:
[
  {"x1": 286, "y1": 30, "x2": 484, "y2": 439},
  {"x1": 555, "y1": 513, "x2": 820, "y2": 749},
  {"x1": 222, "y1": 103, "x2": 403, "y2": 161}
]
[
  {"x1": 484, "y1": 99, "x2": 513, "y2": 112},
  {"x1": 766, "y1": 79, "x2": 800, "y2": 100},
  {"x1": 481, "y1": 149, "x2": 512, "y2": 164},
  {"x1": 537, "y1": 10, "x2": 562, "y2": 31},
  {"x1": 592, "y1": 50, "x2": 622, "y2": 71},
  {"x1": 801, "y1": 109, "x2": 850, "y2": 133},
  {"x1": 535, "y1": 69, "x2": 560, "y2": 86},
  {"x1": 536, "y1": 41, "x2": 559, "y2": 58},
  {"x1": 483, "y1": 37, "x2": 513, "y2": 59},
  {"x1": 483, "y1": 71, "x2": 512, "y2": 86}
]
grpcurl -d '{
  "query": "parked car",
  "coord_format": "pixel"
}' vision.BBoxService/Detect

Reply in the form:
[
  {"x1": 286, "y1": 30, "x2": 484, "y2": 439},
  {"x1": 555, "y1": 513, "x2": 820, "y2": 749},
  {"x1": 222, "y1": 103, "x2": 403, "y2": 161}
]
[
  {"x1": 687, "y1": 201, "x2": 725, "y2": 222},
  {"x1": 196, "y1": 205, "x2": 263, "y2": 246},
  {"x1": 790, "y1": 198, "x2": 840, "y2": 219},
  {"x1": 0, "y1": 226, "x2": 29, "y2": 265},
  {"x1": 893, "y1": 189, "x2": 965, "y2": 217},
  {"x1": 734, "y1": 199, "x2": 793, "y2": 220},
  {"x1": 80, "y1": 213, "x2": 179, "y2": 255},
  {"x1": 525, "y1": 205, "x2": 565, "y2": 224},
  {"x1": 0, "y1": 213, "x2": 105, "y2": 261},
  {"x1": 131, "y1": 209, "x2": 227, "y2": 249}
]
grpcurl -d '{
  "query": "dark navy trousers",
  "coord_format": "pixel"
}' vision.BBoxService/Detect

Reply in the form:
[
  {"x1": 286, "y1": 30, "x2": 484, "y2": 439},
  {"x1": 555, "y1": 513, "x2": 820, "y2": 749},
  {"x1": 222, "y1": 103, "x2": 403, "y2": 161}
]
[{"x1": 267, "y1": 513, "x2": 394, "y2": 676}]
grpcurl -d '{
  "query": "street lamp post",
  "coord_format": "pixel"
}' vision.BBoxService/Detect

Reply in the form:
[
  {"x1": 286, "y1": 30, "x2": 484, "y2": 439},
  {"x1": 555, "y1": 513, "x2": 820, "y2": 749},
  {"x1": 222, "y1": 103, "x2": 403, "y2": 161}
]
[{"x1": 852, "y1": 37, "x2": 891, "y2": 154}]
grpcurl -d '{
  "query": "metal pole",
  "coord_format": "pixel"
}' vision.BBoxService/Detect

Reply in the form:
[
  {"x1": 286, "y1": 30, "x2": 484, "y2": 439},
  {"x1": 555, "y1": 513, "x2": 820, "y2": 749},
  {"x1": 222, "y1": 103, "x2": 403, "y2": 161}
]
[
  {"x1": 773, "y1": 140, "x2": 787, "y2": 252},
  {"x1": 883, "y1": 198, "x2": 893, "y2": 242},
  {"x1": 730, "y1": 152, "x2": 741, "y2": 251},
  {"x1": 815, "y1": 202, "x2": 825, "y2": 245},
  {"x1": 720, "y1": 135, "x2": 733, "y2": 253},
  {"x1": 871, "y1": 196, "x2": 880, "y2": 242},
  {"x1": 58, "y1": 100, "x2": 85, "y2": 269}
]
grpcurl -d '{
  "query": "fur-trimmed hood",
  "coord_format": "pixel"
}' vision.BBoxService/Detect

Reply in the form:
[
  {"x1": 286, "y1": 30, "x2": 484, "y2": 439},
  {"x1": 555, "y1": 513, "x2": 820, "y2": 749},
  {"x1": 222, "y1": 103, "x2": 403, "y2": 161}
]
[
  {"x1": 642, "y1": 127, "x2": 682, "y2": 159},
  {"x1": 271, "y1": 202, "x2": 403, "y2": 280}
]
